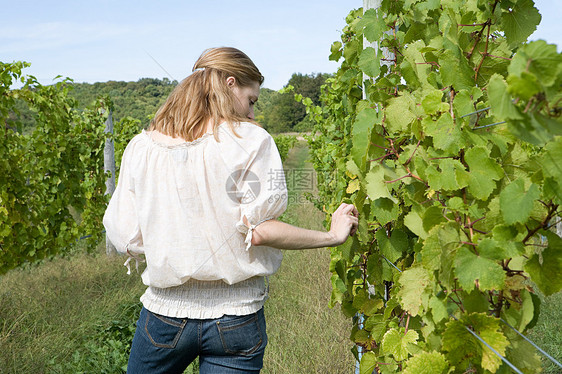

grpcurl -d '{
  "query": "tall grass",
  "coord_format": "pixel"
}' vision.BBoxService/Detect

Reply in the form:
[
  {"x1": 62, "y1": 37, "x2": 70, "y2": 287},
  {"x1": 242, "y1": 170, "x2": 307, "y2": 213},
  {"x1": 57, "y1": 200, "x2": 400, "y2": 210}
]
[
  {"x1": 0, "y1": 249, "x2": 145, "y2": 373},
  {"x1": 263, "y1": 143, "x2": 354, "y2": 373},
  {"x1": 527, "y1": 291, "x2": 562, "y2": 373}
]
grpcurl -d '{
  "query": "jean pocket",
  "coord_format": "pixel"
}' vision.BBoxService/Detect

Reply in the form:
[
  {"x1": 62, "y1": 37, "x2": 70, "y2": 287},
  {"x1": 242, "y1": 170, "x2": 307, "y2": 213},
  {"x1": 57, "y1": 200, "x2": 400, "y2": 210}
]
[
  {"x1": 144, "y1": 309, "x2": 187, "y2": 349},
  {"x1": 216, "y1": 312, "x2": 265, "y2": 356}
]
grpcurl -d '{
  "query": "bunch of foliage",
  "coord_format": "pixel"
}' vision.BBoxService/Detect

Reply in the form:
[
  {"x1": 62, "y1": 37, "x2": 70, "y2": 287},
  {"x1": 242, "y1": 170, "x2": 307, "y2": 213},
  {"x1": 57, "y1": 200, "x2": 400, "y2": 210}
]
[
  {"x1": 301, "y1": 0, "x2": 561, "y2": 372},
  {"x1": 273, "y1": 134, "x2": 298, "y2": 162},
  {"x1": 261, "y1": 73, "x2": 331, "y2": 133},
  {"x1": 0, "y1": 62, "x2": 141, "y2": 273}
]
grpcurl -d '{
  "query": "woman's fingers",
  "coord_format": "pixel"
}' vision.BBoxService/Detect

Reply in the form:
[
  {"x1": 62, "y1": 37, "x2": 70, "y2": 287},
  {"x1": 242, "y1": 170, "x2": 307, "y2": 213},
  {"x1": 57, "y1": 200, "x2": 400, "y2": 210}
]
[
  {"x1": 329, "y1": 203, "x2": 359, "y2": 243},
  {"x1": 340, "y1": 203, "x2": 355, "y2": 215}
]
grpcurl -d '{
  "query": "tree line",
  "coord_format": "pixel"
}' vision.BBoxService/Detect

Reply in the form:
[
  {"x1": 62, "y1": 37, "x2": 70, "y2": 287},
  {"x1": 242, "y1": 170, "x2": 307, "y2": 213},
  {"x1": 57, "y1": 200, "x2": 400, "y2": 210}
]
[{"x1": 11, "y1": 73, "x2": 330, "y2": 135}]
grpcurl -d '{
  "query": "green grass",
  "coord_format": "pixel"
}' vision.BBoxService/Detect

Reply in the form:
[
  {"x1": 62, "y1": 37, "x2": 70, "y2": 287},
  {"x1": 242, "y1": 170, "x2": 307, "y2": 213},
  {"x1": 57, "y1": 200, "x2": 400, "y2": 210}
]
[
  {"x1": 263, "y1": 142, "x2": 354, "y2": 373},
  {"x1": 527, "y1": 291, "x2": 562, "y2": 373},
  {"x1": 0, "y1": 141, "x2": 353, "y2": 373},
  {"x1": 0, "y1": 248, "x2": 145, "y2": 373}
]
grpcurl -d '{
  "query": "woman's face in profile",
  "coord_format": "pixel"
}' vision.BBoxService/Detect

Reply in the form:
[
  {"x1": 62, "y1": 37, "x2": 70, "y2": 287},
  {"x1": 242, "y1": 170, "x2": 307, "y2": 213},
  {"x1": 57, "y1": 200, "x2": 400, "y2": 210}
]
[{"x1": 230, "y1": 80, "x2": 260, "y2": 120}]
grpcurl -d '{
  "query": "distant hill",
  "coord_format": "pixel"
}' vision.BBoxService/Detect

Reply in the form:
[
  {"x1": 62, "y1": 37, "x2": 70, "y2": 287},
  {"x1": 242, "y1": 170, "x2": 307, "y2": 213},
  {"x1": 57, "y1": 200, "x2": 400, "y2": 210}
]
[
  {"x1": 12, "y1": 73, "x2": 330, "y2": 134},
  {"x1": 69, "y1": 77, "x2": 176, "y2": 128}
]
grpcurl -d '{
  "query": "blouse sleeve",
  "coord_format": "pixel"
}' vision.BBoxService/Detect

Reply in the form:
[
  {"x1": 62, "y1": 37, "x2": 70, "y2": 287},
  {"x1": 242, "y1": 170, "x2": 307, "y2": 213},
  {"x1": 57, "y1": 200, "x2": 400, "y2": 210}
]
[
  {"x1": 102, "y1": 138, "x2": 144, "y2": 272},
  {"x1": 228, "y1": 128, "x2": 288, "y2": 250}
]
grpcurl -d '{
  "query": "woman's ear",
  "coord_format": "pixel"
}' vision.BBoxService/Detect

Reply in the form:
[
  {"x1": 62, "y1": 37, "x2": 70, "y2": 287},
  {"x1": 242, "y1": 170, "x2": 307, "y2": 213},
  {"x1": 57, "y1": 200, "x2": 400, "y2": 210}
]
[{"x1": 226, "y1": 76, "x2": 236, "y2": 88}]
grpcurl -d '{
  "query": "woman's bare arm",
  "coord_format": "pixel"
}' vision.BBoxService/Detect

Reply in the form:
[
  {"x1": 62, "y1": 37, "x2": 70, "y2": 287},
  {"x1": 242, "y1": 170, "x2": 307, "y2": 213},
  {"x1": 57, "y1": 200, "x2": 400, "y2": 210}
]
[{"x1": 246, "y1": 203, "x2": 359, "y2": 250}]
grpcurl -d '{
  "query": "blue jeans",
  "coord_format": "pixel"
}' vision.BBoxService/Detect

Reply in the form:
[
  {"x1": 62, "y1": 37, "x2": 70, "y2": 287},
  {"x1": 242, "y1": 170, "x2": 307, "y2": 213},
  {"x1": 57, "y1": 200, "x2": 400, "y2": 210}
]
[{"x1": 127, "y1": 306, "x2": 267, "y2": 373}]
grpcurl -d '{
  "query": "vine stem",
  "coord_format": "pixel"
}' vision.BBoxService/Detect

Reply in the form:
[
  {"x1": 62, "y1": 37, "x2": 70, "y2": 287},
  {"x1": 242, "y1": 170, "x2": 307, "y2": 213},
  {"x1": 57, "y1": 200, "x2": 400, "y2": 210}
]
[
  {"x1": 522, "y1": 203, "x2": 559, "y2": 244},
  {"x1": 404, "y1": 140, "x2": 421, "y2": 165},
  {"x1": 415, "y1": 61, "x2": 440, "y2": 66},
  {"x1": 480, "y1": 52, "x2": 512, "y2": 61},
  {"x1": 466, "y1": 22, "x2": 488, "y2": 59},
  {"x1": 404, "y1": 314, "x2": 411, "y2": 334},
  {"x1": 458, "y1": 22, "x2": 489, "y2": 27},
  {"x1": 369, "y1": 152, "x2": 393, "y2": 163},
  {"x1": 370, "y1": 141, "x2": 390, "y2": 150},
  {"x1": 450, "y1": 88, "x2": 456, "y2": 120},
  {"x1": 474, "y1": 21, "x2": 491, "y2": 81}
]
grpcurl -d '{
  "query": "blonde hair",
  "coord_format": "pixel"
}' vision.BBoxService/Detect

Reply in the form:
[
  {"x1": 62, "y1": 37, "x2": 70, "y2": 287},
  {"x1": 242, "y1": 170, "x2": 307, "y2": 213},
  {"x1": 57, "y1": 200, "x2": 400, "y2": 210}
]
[{"x1": 149, "y1": 47, "x2": 264, "y2": 142}]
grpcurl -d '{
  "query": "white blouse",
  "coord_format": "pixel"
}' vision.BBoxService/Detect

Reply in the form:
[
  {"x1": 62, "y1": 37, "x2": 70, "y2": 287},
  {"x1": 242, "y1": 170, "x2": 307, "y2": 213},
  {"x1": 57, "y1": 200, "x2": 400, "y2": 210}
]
[{"x1": 103, "y1": 122, "x2": 288, "y2": 317}]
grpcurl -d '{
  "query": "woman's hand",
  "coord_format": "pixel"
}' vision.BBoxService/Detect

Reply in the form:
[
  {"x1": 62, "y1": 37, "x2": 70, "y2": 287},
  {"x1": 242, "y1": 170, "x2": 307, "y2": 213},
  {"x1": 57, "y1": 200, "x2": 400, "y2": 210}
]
[{"x1": 328, "y1": 203, "x2": 359, "y2": 246}]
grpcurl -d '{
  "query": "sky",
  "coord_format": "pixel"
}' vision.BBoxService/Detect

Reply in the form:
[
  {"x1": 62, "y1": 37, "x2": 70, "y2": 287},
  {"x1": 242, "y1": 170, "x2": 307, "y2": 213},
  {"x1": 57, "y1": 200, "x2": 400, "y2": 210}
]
[{"x1": 1, "y1": 0, "x2": 560, "y2": 91}]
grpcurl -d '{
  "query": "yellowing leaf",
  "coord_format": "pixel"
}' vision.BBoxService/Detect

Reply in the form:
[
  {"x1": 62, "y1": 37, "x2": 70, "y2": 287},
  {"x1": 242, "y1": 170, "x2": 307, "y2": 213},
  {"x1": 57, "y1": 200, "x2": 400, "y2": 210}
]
[
  {"x1": 365, "y1": 166, "x2": 397, "y2": 203},
  {"x1": 346, "y1": 179, "x2": 360, "y2": 194},
  {"x1": 403, "y1": 351, "x2": 449, "y2": 374},
  {"x1": 382, "y1": 328, "x2": 419, "y2": 361},
  {"x1": 398, "y1": 266, "x2": 432, "y2": 316}
]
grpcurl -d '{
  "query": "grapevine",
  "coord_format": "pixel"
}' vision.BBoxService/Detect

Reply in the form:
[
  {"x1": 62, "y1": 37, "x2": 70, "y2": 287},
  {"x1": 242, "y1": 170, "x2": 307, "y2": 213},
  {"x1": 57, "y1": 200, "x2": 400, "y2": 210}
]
[
  {"x1": 0, "y1": 62, "x2": 141, "y2": 273},
  {"x1": 301, "y1": 1, "x2": 562, "y2": 372}
]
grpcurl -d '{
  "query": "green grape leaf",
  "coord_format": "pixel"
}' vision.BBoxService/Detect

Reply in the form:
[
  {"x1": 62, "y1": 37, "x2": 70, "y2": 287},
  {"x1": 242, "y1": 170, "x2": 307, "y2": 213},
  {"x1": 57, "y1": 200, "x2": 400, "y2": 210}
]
[
  {"x1": 377, "y1": 228, "x2": 409, "y2": 262},
  {"x1": 371, "y1": 197, "x2": 399, "y2": 225},
  {"x1": 422, "y1": 205, "x2": 447, "y2": 232},
  {"x1": 351, "y1": 108, "x2": 380, "y2": 170},
  {"x1": 364, "y1": 314, "x2": 388, "y2": 341},
  {"x1": 429, "y1": 295, "x2": 448, "y2": 323},
  {"x1": 403, "y1": 351, "x2": 449, "y2": 374},
  {"x1": 365, "y1": 165, "x2": 397, "y2": 203},
  {"x1": 382, "y1": 328, "x2": 419, "y2": 361},
  {"x1": 506, "y1": 71, "x2": 541, "y2": 101},
  {"x1": 421, "y1": 89, "x2": 446, "y2": 115},
  {"x1": 359, "y1": 351, "x2": 377, "y2": 374},
  {"x1": 540, "y1": 138, "x2": 562, "y2": 204},
  {"x1": 385, "y1": 93, "x2": 416, "y2": 134},
  {"x1": 438, "y1": 49, "x2": 474, "y2": 91},
  {"x1": 463, "y1": 290, "x2": 490, "y2": 314},
  {"x1": 356, "y1": 8, "x2": 385, "y2": 42},
  {"x1": 508, "y1": 111, "x2": 562, "y2": 146},
  {"x1": 404, "y1": 209, "x2": 429, "y2": 239},
  {"x1": 499, "y1": 179, "x2": 540, "y2": 225},
  {"x1": 479, "y1": 326, "x2": 510, "y2": 372},
  {"x1": 488, "y1": 74, "x2": 522, "y2": 120},
  {"x1": 478, "y1": 237, "x2": 518, "y2": 261},
  {"x1": 358, "y1": 47, "x2": 381, "y2": 78},
  {"x1": 398, "y1": 266, "x2": 432, "y2": 316},
  {"x1": 426, "y1": 158, "x2": 469, "y2": 191},
  {"x1": 500, "y1": 0, "x2": 541, "y2": 48},
  {"x1": 442, "y1": 318, "x2": 480, "y2": 366},
  {"x1": 443, "y1": 313, "x2": 509, "y2": 372},
  {"x1": 423, "y1": 113, "x2": 462, "y2": 154},
  {"x1": 502, "y1": 289, "x2": 536, "y2": 332},
  {"x1": 505, "y1": 335, "x2": 543, "y2": 372},
  {"x1": 453, "y1": 89, "x2": 475, "y2": 117},
  {"x1": 508, "y1": 40, "x2": 562, "y2": 88},
  {"x1": 465, "y1": 146, "x2": 503, "y2": 201},
  {"x1": 524, "y1": 231, "x2": 562, "y2": 296},
  {"x1": 454, "y1": 247, "x2": 506, "y2": 291},
  {"x1": 329, "y1": 41, "x2": 342, "y2": 61},
  {"x1": 343, "y1": 38, "x2": 360, "y2": 62},
  {"x1": 421, "y1": 223, "x2": 461, "y2": 277},
  {"x1": 540, "y1": 136, "x2": 562, "y2": 183}
]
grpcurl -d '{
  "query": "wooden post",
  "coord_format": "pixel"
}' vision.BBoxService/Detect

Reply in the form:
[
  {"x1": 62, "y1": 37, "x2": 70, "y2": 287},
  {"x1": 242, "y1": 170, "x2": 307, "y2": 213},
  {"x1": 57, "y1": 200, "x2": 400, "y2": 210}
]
[{"x1": 104, "y1": 109, "x2": 117, "y2": 255}]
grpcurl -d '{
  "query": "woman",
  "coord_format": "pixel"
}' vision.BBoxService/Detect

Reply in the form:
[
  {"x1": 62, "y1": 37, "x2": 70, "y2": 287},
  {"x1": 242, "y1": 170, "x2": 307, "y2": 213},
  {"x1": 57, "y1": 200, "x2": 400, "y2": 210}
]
[{"x1": 103, "y1": 47, "x2": 358, "y2": 373}]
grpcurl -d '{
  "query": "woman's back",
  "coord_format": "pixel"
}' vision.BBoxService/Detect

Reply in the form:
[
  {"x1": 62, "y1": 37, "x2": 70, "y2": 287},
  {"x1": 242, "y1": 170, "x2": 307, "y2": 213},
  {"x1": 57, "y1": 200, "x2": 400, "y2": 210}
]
[{"x1": 103, "y1": 122, "x2": 288, "y2": 289}]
